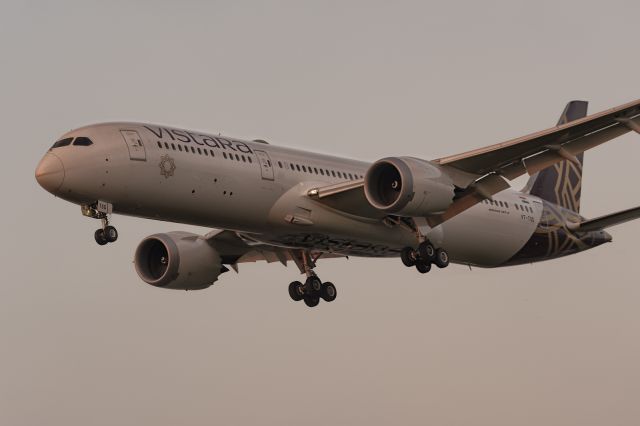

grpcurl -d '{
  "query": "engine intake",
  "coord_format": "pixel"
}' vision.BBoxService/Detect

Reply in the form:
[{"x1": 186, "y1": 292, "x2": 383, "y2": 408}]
[
  {"x1": 134, "y1": 232, "x2": 223, "y2": 290},
  {"x1": 364, "y1": 157, "x2": 455, "y2": 216}
]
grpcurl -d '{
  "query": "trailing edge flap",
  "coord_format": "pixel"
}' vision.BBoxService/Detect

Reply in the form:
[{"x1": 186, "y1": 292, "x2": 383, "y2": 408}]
[
  {"x1": 307, "y1": 174, "x2": 510, "y2": 226},
  {"x1": 203, "y1": 229, "x2": 344, "y2": 265},
  {"x1": 568, "y1": 205, "x2": 640, "y2": 232},
  {"x1": 434, "y1": 98, "x2": 640, "y2": 180},
  {"x1": 306, "y1": 179, "x2": 387, "y2": 219},
  {"x1": 426, "y1": 173, "x2": 510, "y2": 227}
]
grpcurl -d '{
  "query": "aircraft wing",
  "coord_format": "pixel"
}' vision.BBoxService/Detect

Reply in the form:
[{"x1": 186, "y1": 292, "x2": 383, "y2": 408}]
[
  {"x1": 434, "y1": 98, "x2": 640, "y2": 180},
  {"x1": 310, "y1": 99, "x2": 640, "y2": 226},
  {"x1": 569, "y1": 205, "x2": 640, "y2": 233}
]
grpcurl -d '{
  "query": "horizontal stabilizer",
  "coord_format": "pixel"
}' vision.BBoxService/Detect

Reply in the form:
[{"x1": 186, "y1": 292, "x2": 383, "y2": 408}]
[{"x1": 569, "y1": 205, "x2": 640, "y2": 232}]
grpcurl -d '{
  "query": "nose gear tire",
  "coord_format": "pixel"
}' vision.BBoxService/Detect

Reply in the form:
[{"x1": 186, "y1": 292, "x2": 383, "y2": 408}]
[{"x1": 94, "y1": 229, "x2": 108, "y2": 246}]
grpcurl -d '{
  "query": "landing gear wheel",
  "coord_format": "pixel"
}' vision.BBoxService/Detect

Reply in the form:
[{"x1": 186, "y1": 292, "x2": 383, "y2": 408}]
[
  {"x1": 418, "y1": 241, "x2": 436, "y2": 261},
  {"x1": 94, "y1": 229, "x2": 108, "y2": 246},
  {"x1": 434, "y1": 248, "x2": 450, "y2": 268},
  {"x1": 415, "y1": 260, "x2": 431, "y2": 274},
  {"x1": 320, "y1": 282, "x2": 337, "y2": 302},
  {"x1": 288, "y1": 281, "x2": 304, "y2": 301},
  {"x1": 104, "y1": 226, "x2": 118, "y2": 243},
  {"x1": 305, "y1": 276, "x2": 322, "y2": 294},
  {"x1": 304, "y1": 295, "x2": 320, "y2": 307},
  {"x1": 401, "y1": 247, "x2": 417, "y2": 267}
]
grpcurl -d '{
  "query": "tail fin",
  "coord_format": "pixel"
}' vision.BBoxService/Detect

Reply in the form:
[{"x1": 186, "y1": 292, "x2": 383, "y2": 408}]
[{"x1": 522, "y1": 100, "x2": 588, "y2": 213}]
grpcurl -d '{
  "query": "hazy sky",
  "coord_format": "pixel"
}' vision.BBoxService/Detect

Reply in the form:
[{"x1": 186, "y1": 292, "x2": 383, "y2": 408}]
[{"x1": 2, "y1": 1, "x2": 640, "y2": 425}]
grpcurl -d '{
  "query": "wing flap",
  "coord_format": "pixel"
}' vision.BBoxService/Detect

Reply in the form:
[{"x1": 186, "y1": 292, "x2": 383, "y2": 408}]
[{"x1": 307, "y1": 179, "x2": 387, "y2": 219}]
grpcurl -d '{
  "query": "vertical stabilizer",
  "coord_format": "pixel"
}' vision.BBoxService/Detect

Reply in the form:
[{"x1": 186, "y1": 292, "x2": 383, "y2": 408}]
[{"x1": 522, "y1": 100, "x2": 588, "y2": 212}]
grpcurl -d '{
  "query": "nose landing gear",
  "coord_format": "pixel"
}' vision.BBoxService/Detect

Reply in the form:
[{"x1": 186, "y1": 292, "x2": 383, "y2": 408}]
[
  {"x1": 82, "y1": 202, "x2": 119, "y2": 246},
  {"x1": 94, "y1": 222, "x2": 118, "y2": 245}
]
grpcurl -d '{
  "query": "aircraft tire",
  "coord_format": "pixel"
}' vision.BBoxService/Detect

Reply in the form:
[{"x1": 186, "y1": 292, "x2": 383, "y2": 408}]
[
  {"x1": 104, "y1": 226, "x2": 118, "y2": 243},
  {"x1": 401, "y1": 247, "x2": 416, "y2": 267},
  {"x1": 434, "y1": 248, "x2": 450, "y2": 268},
  {"x1": 94, "y1": 229, "x2": 108, "y2": 246},
  {"x1": 418, "y1": 241, "x2": 436, "y2": 261},
  {"x1": 288, "y1": 281, "x2": 304, "y2": 301},
  {"x1": 415, "y1": 260, "x2": 431, "y2": 274},
  {"x1": 320, "y1": 282, "x2": 337, "y2": 302},
  {"x1": 304, "y1": 295, "x2": 320, "y2": 307},
  {"x1": 305, "y1": 276, "x2": 322, "y2": 294}
]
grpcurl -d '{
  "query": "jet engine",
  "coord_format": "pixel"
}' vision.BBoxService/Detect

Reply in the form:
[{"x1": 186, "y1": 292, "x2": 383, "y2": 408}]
[
  {"x1": 134, "y1": 232, "x2": 223, "y2": 290},
  {"x1": 364, "y1": 157, "x2": 455, "y2": 216}
]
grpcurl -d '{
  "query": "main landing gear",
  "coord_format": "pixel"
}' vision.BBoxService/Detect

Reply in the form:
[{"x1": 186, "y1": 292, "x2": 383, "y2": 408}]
[
  {"x1": 82, "y1": 202, "x2": 119, "y2": 246},
  {"x1": 288, "y1": 250, "x2": 337, "y2": 308},
  {"x1": 401, "y1": 240, "x2": 450, "y2": 274}
]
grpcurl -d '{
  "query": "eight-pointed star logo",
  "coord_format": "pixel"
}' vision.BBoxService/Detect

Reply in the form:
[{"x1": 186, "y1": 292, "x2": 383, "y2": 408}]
[{"x1": 159, "y1": 154, "x2": 176, "y2": 178}]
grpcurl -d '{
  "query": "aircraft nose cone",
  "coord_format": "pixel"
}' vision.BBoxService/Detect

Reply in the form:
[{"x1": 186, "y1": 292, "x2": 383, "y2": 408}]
[{"x1": 35, "y1": 152, "x2": 65, "y2": 194}]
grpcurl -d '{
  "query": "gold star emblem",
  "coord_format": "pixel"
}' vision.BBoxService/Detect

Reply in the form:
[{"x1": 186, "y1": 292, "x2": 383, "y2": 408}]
[{"x1": 159, "y1": 154, "x2": 176, "y2": 178}]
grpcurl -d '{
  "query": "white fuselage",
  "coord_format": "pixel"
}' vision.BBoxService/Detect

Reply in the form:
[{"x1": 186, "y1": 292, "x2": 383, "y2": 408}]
[{"x1": 39, "y1": 122, "x2": 546, "y2": 267}]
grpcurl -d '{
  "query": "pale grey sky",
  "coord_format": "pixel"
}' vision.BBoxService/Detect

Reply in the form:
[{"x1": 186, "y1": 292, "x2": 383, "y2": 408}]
[{"x1": 2, "y1": 1, "x2": 640, "y2": 425}]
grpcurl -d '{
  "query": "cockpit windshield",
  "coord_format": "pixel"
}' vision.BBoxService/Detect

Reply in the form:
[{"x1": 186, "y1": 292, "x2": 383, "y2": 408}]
[
  {"x1": 73, "y1": 137, "x2": 93, "y2": 146},
  {"x1": 50, "y1": 136, "x2": 94, "y2": 149},
  {"x1": 51, "y1": 137, "x2": 73, "y2": 148}
]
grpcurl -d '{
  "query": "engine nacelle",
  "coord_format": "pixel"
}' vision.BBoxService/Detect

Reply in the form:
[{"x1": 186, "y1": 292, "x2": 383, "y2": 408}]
[
  {"x1": 364, "y1": 157, "x2": 455, "y2": 216},
  {"x1": 134, "y1": 232, "x2": 223, "y2": 290}
]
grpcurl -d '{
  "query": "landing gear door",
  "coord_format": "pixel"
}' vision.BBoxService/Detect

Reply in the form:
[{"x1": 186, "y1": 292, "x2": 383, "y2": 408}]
[
  {"x1": 121, "y1": 130, "x2": 146, "y2": 161},
  {"x1": 254, "y1": 149, "x2": 274, "y2": 181}
]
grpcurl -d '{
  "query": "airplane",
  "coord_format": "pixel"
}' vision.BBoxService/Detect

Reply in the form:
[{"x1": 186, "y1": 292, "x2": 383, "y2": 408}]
[{"x1": 35, "y1": 99, "x2": 640, "y2": 307}]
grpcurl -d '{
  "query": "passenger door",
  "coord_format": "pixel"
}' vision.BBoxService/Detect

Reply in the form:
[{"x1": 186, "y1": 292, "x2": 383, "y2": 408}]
[
  {"x1": 120, "y1": 130, "x2": 146, "y2": 161},
  {"x1": 254, "y1": 149, "x2": 274, "y2": 181}
]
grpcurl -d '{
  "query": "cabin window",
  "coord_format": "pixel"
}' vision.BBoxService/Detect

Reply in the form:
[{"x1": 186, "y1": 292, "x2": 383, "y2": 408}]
[
  {"x1": 171, "y1": 143, "x2": 176, "y2": 150},
  {"x1": 191, "y1": 146, "x2": 196, "y2": 153},
  {"x1": 178, "y1": 145, "x2": 183, "y2": 152},
  {"x1": 197, "y1": 148, "x2": 202, "y2": 155},
  {"x1": 296, "y1": 164, "x2": 301, "y2": 171},
  {"x1": 278, "y1": 161, "x2": 283, "y2": 168},
  {"x1": 157, "y1": 141, "x2": 162, "y2": 148},
  {"x1": 210, "y1": 149, "x2": 215, "y2": 156},
  {"x1": 204, "y1": 149, "x2": 208, "y2": 156},
  {"x1": 165, "y1": 142, "x2": 170, "y2": 149}
]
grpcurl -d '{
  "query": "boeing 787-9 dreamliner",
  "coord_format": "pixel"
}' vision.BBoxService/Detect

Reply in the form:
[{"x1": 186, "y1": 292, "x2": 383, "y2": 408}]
[{"x1": 35, "y1": 100, "x2": 640, "y2": 307}]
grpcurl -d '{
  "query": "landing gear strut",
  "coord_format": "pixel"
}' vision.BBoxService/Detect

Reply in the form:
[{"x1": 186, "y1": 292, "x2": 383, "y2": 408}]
[
  {"x1": 401, "y1": 240, "x2": 449, "y2": 274},
  {"x1": 288, "y1": 250, "x2": 337, "y2": 308},
  {"x1": 82, "y1": 202, "x2": 118, "y2": 246}
]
